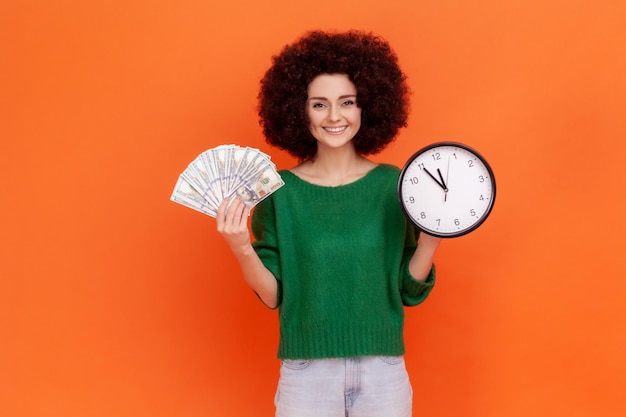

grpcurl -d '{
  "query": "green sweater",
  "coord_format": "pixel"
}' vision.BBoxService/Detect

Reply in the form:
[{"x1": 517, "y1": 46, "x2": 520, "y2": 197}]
[{"x1": 251, "y1": 163, "x2": 435, "y2": 359}]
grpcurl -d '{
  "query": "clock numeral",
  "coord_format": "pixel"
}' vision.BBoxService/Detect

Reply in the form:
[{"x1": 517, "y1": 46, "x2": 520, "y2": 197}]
[
  {"x1": 452, "y1": 153, "x2": 458, "y2": 160},
  {"x1": 420, "y1": 212, "x2": 427, "y2": 219},
  {"x1": 417, "y1": 163, "x2": 425, "y2": 170},
  {"x1": 470, "y1": 209, "x2": 476, "y2": 217},
  {"x1": 409, "y1": 176, "x2": 419, "y2": 185},
  {"x1": 454, "y1": 219, "x2": 460, "y2": 226},
  {"x1": 478, "y1": 175, "x2": 485, "y2": 183},
  {"x1": 436, "y1": 219, "x2": 441, "y2": 226},
  {"x1": 479, "y1": 194, "x2": 484, "y2": 201},
  {"x1": 431, "y1": 152, "x2": 441, "y2": 161},
  {"x1": 468, "y1": 160, "x2": 474, "y2": 168},
  {"x1": 408, "y1": 196, "x2": 415, "y2": 204}
]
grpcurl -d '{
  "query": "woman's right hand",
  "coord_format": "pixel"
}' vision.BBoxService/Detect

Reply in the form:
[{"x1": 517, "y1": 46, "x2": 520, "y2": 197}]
[
  {"x1": 216, "y1": 198, "x2": 252, "y2": 255},
  {"x1": 215, "y1": 198, "x2": 279, "y2": 308}
]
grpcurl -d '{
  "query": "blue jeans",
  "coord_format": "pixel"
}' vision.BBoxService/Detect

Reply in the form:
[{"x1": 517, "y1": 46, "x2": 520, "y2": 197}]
[{"x1": 275, "y1": 356, "x2": 413, "y2": 417}]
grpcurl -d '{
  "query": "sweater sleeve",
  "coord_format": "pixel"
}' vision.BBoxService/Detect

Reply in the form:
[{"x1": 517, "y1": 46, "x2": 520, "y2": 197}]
[
  {"x1": 251, "y1": 195, "x2": 283, "y2": 307},
  {"x1": 399, "y1": 225, "x2": 436, "y2": 306}
]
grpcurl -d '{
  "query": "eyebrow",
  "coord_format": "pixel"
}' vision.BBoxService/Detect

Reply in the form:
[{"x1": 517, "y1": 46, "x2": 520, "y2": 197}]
[{"x1": 307, "y1": 94, "x2": 357, "y2": 101}]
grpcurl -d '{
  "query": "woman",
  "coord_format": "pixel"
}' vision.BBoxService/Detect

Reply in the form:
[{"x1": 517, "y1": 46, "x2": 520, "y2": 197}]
[{"x1": 216, "y1": 30, "x2": 442, "y2": 417}]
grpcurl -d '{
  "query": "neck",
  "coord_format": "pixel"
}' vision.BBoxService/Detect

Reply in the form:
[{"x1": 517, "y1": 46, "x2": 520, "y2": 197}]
[
  {"x1": 312, "y1": 145, "x2": 359, "y2": 170},
  {"x1": 295, "y1": 146, "x2": 377, "y2": 186}
]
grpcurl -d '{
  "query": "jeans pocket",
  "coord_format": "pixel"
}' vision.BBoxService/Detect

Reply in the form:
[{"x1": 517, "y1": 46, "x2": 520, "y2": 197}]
[
  {"x1": 281, "y1": 359, "x2": 313, "y2": 370},
  {"x1": 379, "y1": 355, "x2": 404, "y2": 365}
]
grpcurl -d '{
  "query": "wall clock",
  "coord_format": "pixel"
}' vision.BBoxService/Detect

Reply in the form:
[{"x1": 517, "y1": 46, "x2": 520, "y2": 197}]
[{"x1": 398, "y1": 142, "x2": 496, "y2": 238}]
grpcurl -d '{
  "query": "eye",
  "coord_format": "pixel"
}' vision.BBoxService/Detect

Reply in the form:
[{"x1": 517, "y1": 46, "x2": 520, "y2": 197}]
[
  {"x1": 341, "y1": 99, "x2": 356, "y2": 106},
  {"x1": 311, "y1": 102, "x2": 326, "y2": 109}
]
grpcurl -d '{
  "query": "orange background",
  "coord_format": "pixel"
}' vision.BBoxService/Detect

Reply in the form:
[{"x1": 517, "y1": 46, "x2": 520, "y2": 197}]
[{"x1": 2, "y1": 1, "x2": 625, "y2": 416}]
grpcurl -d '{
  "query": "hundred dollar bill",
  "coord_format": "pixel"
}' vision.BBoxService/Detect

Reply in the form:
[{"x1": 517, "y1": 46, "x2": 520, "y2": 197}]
[
  {"x1": 212, "y1": 145, "x2": 230, "y2": 199},
  {"x1": 170, "y1": 176, "x2": 217, "y2": 217},
  {"x1": 180, "y1": 167, "x2": 220, "y2": 212},
  {"x1": 227, "y1": 164, "x2": 285, "y2": 207},
  {"x1": 186, "y1": 156, "x2": 222, "y2": 209},
  {"x1": 228, "y1": 146, "x2": 251, "y2": 195},
  {"x1": 199, "y1": 150, "x2": 224, "y2": 201}
]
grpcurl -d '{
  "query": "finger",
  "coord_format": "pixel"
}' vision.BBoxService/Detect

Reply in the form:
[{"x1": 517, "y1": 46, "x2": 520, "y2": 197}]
[
  {"x1": 216, "y1": 199, "x2": 230, "y2": 228},
  {"x1": 235, "y1": 201, "x2": 251, "y2": 227},
  {"x1": 224, "y1": 198, "x2": 245, "y2": 227}
]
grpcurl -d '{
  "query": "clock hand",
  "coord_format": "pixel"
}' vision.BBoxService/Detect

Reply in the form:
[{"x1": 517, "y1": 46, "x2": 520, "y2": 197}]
[
  {"x1": 437, "y1": 168, "x2": 449, "y2": 202},
  {"x1": 437, "y1": 168, "x2": 448, "y2": 190},
  {"x1": 423, "y1": 167, "x2": 446, "y2": 190}
]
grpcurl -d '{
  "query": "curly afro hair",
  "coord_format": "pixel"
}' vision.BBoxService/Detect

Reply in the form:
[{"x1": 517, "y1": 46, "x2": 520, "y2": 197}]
[{"x1": 258, "y1": 30, "x2": 411, "y2": 161}]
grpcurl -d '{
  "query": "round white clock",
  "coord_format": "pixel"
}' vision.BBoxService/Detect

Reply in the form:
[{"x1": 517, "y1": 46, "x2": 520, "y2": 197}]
[{"x1": 398, "y1": 142, "x2": 496, "y2": 238}]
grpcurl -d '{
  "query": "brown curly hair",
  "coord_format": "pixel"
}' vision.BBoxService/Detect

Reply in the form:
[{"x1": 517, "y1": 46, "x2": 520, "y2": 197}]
[{"x1": 258, "y1": 30, "x2": 411, "y2": 161}]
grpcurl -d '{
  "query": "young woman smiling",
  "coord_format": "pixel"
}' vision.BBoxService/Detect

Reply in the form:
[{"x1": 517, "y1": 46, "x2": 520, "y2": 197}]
[{"x1": 216, "y1": 30, "x2": 442, "y2": 417}]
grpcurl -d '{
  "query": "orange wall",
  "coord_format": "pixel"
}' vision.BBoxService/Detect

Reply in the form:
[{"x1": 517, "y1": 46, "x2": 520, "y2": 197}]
[{"x1": 2, "y1": 1, "x2": 625, "y2": 416}]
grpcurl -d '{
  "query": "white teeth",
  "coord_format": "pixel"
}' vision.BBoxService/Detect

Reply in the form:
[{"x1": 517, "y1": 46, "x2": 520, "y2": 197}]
[{"x1": 325, "y1": 126, "x2": 346, "y2": 133}]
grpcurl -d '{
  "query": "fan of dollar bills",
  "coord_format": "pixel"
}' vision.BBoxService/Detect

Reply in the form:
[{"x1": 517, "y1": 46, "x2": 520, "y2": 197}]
[{"x1": 170, "y1": 144, "x2": 285, "y2": 217}]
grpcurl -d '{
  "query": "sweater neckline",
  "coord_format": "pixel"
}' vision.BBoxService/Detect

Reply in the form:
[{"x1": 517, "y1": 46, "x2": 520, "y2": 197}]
[{"x1": 282, "y1": 164, "x2": 384, "y2": 189}]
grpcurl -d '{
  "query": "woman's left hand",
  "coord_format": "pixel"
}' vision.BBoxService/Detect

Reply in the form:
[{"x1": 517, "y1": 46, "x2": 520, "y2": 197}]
[{"x1": 409, "y1": 232, "x2": 442, "y2": 282}]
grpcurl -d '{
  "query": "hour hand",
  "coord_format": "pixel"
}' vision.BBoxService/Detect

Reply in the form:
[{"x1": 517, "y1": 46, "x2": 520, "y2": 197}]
[
  {"x1": 438, "y1": 168, "x2": 449, "y2": 202},
  {"x1": 437, "y1": 168, "x2": 448, "y2": 190},
  {"x1": 424, "y1": 167, "x2": 446, "y2": 190}
]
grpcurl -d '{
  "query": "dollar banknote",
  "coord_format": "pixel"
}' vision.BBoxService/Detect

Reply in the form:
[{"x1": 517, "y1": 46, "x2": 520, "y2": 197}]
[{"x1": 171, "y1": 145, "x2": 284, "y2": 217}]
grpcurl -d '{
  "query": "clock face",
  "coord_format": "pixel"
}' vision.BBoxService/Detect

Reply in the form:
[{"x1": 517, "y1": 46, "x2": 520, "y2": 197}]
[{"x1": 398, "y1": 142, "x2": 496, "y2": 238}]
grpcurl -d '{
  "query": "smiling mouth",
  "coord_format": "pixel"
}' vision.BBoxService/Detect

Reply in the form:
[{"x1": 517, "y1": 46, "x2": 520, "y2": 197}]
[{"x1": 323, "y1": 126, "x2": 347, "y2": 134}]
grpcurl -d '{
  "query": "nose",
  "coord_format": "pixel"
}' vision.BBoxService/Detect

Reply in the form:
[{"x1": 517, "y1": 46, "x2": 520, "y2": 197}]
[{"x1": 327, "y1": 104, "x2": 341, "y2": 122}]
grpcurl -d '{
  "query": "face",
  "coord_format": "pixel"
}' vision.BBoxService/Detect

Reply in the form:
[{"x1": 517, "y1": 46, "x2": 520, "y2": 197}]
[
  {"x1": 306, "y1": 73, "x2": 362, "y2": 152},
  {"x1": 236, "y1": 186, "x2": 254, "y2": 202}
]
